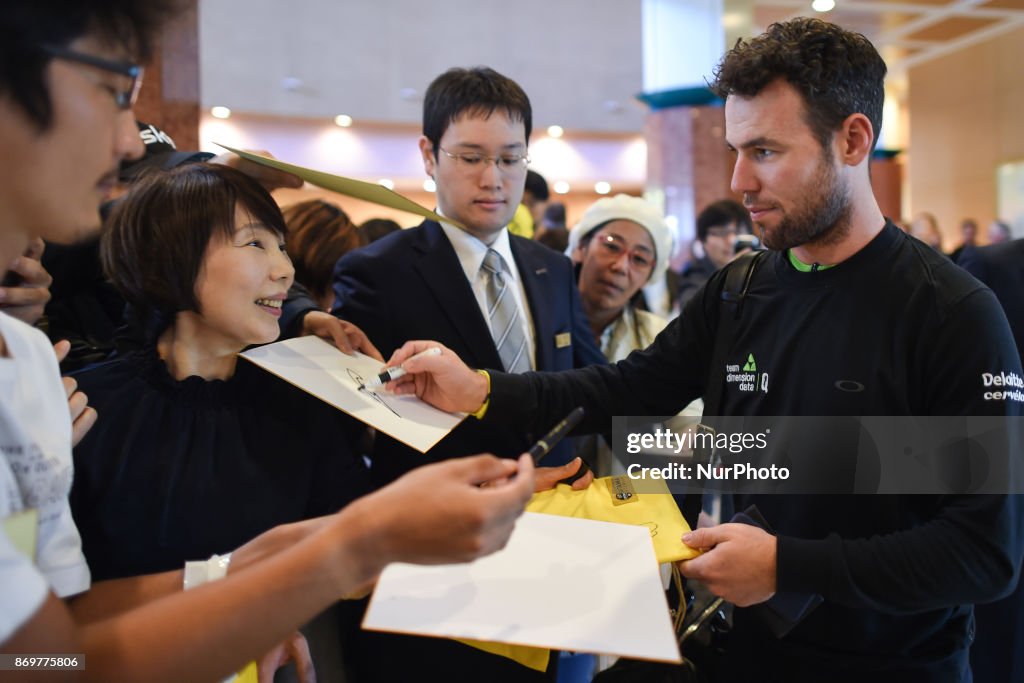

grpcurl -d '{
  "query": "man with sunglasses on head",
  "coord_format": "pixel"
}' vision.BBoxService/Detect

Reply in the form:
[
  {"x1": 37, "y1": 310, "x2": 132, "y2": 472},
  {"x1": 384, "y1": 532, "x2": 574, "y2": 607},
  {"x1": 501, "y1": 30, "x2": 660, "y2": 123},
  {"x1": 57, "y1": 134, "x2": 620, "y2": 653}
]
[
  {"x1": 313, "y1": 66, "x2": 605, "y2": 681},
  {"x1": 0, "y1": 4, "x2": 539, "y2": 681}
]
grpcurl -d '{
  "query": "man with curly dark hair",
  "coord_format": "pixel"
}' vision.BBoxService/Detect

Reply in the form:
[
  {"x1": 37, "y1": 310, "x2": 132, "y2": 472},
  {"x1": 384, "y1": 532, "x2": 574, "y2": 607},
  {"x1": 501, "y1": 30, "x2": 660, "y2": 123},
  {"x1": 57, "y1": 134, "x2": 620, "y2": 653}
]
[
  {"x1": 710, "y1": 16, "x2": 886, "y2": 261},
  {"x1": 389, "y1": 17, "x2": 1023, "y2": 682}
]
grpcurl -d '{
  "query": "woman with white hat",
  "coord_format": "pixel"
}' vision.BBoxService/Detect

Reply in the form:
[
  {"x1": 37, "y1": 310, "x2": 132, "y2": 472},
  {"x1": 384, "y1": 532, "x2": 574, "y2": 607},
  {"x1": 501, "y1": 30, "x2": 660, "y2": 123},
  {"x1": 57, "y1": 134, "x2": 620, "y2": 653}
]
[
  {"x1": 567, "y1": 195, "x2": 696, "y2": 478},
  {"x1": 567, "y1": 194, "x2": 674, "y2": 363}
]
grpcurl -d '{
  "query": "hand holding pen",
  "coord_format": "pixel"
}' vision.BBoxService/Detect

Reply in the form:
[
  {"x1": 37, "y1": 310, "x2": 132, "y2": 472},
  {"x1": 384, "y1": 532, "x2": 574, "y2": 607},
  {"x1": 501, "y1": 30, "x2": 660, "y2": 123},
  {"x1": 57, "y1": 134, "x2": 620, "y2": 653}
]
[
  {"x1": 360, "y1": 347, "x2": 443, "y2": 391},
  {"x1": 379, "y1": 341, "x2": 489, "y2": 414}
]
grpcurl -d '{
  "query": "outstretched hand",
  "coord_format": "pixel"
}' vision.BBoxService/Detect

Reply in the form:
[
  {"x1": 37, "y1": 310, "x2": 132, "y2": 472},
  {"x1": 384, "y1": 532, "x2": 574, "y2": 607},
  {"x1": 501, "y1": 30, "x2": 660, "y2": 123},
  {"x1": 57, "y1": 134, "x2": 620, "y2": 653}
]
[
  {"x1": 384, "y1": 340, "x2": 489, "y2": 413},
  {"x1": 353, "y1": 453, "x2": 536, "y2": 569}
]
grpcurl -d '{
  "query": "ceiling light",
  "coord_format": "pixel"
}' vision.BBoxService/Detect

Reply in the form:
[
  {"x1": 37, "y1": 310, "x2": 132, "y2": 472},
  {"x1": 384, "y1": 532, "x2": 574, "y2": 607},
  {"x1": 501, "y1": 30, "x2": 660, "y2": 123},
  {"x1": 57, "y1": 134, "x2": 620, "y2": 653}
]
[
  {"x1": 547, "y1": 125, "x2": 564, "y2": 139},
  {"x1": 553, "y1": 181, "x2": 570, "y2": 195},
  {"x1": 378, "y1": 178, "x2": 395, "y2": 190},
  {"x1": 594, "y1": 181, "x2": 611, "y2": 195},
  {"x1": 811, "y1": 0, "x2": 835, "y2": 12},
  {"x1": 334, "y1": 114, "x2": 353, "y2": 127},
  {"x1": 210, "y1": 106, "x2": 231, "y2": 119},
  {"x1": 422, "y1": 178, "x2": 436, "y2": 192}
]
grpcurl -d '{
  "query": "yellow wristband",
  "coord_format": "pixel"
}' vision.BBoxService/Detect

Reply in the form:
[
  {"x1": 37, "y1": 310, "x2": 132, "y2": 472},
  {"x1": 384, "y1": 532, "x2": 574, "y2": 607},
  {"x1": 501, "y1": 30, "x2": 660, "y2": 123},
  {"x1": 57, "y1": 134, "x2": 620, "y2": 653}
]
[{"x1": 470, "y1": 369, "x2": 491, "y2": 420}]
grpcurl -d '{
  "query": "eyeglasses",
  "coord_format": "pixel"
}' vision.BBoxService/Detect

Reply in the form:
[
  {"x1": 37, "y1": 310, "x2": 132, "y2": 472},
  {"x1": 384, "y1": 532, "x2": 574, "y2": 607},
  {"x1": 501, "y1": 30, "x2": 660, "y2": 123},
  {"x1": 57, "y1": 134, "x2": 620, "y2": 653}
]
[
  {"x1": 39, "y1": 43, "x2": 144, "y2": 110},
  {"x1": 438, "y1": 147, "x2": 530, "y2": 174},
  {"x1": 594, "y1": 233, "x2": 654, "y2": 271},
  {"x1": 706, "y1": 225, "x2": 738, "y2": 239}
]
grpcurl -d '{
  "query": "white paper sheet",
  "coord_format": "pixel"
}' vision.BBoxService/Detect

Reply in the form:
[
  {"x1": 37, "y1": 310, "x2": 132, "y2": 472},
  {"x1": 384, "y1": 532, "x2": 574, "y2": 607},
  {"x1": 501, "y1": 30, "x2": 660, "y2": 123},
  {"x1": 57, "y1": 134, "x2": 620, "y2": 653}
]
[
  {"x1": 240, "y1": 336, "x2": 463, "y2": 453},
  {"x1": 363, "y1": 512, "x2": 682, "y2": 663}
]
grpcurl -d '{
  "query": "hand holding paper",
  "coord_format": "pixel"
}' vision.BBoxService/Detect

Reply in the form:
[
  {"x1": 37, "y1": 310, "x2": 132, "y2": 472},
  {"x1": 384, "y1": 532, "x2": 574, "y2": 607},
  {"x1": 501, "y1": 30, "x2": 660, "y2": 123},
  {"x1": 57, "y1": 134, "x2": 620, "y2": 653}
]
[
  {"x1": 241, "y1": 336, "x2": 463, "y2": 452},
  {"x1": 363, "y1": 512, "x2": 682, "y2": 663},
  {"x1": 301, "y1": 311, "x2": 383, "y2": 361}
]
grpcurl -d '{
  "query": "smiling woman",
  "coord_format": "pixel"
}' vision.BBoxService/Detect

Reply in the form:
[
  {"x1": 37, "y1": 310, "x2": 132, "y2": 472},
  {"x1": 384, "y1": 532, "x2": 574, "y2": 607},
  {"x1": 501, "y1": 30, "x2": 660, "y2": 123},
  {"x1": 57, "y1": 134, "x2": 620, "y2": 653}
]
[{"x1": 68, "y1": 162, "x2": 369, "y2": 592}]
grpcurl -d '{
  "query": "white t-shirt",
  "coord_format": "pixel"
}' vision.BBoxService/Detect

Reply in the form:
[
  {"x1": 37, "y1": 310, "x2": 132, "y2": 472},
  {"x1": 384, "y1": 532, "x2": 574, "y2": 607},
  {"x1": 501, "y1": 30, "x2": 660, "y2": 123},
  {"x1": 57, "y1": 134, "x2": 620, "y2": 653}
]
[{"x1": 0, "y1": 312, "x2": 90, "y2": 642}]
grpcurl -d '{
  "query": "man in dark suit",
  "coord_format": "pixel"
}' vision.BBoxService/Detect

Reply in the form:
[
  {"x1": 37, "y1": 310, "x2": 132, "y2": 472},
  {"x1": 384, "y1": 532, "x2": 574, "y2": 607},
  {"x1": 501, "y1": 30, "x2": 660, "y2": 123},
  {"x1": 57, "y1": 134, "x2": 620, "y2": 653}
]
[
  {"x1": 331, "y1": 67, "x2": 605, "y2": 682},
  {"x1": 958, "y1": 238, "x2": 1024, "y2": 683},
  {"x1": 959, "y1": 238, "x2": 1024, "y2": 361}
]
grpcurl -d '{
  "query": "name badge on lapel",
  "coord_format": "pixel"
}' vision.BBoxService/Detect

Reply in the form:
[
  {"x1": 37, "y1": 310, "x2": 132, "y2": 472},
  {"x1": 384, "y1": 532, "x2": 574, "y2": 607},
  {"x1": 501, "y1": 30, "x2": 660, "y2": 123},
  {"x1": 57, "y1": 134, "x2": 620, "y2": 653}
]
[{"x1": 555, "y1": 332, "x2": 572, "y2": 349}]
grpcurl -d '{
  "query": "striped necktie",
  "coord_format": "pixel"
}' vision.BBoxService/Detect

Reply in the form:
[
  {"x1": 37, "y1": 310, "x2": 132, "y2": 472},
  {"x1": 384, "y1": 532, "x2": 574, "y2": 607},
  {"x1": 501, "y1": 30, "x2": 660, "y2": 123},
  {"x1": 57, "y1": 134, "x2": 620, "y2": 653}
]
[{"x1": 481, "y1": 248, "x2": 530, "y2": 373}]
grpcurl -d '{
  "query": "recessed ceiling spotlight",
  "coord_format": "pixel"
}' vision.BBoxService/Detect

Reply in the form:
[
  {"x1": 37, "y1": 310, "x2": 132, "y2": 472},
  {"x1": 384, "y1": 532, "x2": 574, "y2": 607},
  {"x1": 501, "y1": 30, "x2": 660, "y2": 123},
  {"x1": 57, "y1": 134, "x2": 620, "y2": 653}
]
[
  {"x1": 378, "y1": 178, "x2": 395, "y2": 190},
  {"x1": 547, "y1": 125, "x2": 564, "y2": 138},
  {"x1": 553, "y1": 181, "x2": 571, "y2": 195},
  {"x1": 594, "y1": 182, "x2": 611, "y2": 195},
  {"x1": 423, "y1": 178, "x2": 436, "y2": 192},
  {"x1": 811, "y1": 0, "x2": 835, "y2": 12},
  {"x1": 211, "y1": 106, "x2": 231, "y2": 119},
  {"x1": 334, "y1": 114, "x2": 353, "y2": 127}
]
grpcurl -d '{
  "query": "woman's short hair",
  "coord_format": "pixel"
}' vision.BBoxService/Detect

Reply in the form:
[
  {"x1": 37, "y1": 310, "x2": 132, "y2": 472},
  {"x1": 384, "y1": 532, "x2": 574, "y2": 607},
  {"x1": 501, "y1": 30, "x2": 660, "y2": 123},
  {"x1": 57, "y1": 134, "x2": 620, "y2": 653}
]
[
  {"x1": 282, "y1": 199, "x2": 364, "y2": 301},
  {"x1": 102, "y1": 162, "x2": 287, "y2": 317}
]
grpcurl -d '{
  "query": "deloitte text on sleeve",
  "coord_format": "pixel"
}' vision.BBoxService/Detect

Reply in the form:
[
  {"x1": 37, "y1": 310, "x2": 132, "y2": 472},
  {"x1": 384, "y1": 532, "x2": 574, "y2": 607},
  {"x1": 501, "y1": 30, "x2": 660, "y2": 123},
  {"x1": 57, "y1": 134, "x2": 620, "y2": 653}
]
[{"x1": 982, "y1": 370, "x2": 1024, "y2": 403}]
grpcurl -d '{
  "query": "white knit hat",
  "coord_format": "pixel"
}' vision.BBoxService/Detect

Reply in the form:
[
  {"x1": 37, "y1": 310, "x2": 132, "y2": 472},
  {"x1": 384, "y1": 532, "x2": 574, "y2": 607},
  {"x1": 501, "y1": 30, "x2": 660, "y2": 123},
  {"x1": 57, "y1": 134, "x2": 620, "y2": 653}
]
[{"x1": 566, "y1": 194, "x2": 673, "y2": 284}]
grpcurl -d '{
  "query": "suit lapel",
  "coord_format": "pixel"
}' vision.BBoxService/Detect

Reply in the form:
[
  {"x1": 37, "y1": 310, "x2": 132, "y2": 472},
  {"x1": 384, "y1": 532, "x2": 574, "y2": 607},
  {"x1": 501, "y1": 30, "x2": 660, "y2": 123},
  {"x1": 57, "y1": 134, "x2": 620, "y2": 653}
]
[
  {"x1": 511, "y1": 238, "x2": 555, "y2": 371},
  {"x1": 412, "y1": 221, "x2": 504, "y2": 369}
]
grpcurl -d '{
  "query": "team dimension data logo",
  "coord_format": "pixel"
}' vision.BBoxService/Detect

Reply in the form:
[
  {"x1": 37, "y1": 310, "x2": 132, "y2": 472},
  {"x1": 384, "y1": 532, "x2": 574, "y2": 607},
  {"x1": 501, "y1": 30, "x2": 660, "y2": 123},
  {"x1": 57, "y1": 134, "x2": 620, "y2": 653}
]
[{"x1": 726, "y1": 353, "x2": 768, "y2": 393}]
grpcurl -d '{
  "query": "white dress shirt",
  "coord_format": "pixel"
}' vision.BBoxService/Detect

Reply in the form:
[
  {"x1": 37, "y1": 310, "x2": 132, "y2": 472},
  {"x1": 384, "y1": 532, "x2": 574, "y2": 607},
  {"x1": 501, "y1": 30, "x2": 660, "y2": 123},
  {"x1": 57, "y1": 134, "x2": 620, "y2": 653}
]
[{"x1": 438, "y1": 220, "x2": 537, "y2": 371}]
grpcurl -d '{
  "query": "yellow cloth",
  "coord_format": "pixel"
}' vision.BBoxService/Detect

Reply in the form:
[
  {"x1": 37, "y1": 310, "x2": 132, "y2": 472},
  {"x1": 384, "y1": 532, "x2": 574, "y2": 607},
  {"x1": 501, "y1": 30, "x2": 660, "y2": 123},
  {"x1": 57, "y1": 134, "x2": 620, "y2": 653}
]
[
  {"x1": 507, "y1": 203, "x2": 535, "y2": 239},
  {"x1": 526, "y1": 476, "x2": 700, "y2": 564},
  {"x1": 456, "y1": 638, "x2": 551, "y2": 672}
]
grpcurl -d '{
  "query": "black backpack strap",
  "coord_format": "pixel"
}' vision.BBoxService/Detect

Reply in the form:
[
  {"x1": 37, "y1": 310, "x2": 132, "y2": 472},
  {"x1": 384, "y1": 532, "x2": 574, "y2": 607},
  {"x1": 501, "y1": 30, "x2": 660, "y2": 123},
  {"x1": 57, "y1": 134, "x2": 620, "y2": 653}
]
[
  {"x1": 704, "y1": 249, "x2": 766, "y2": 416},
  {"x1": 680, "y1": 250, "x2": 767, "y2": 529}
]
